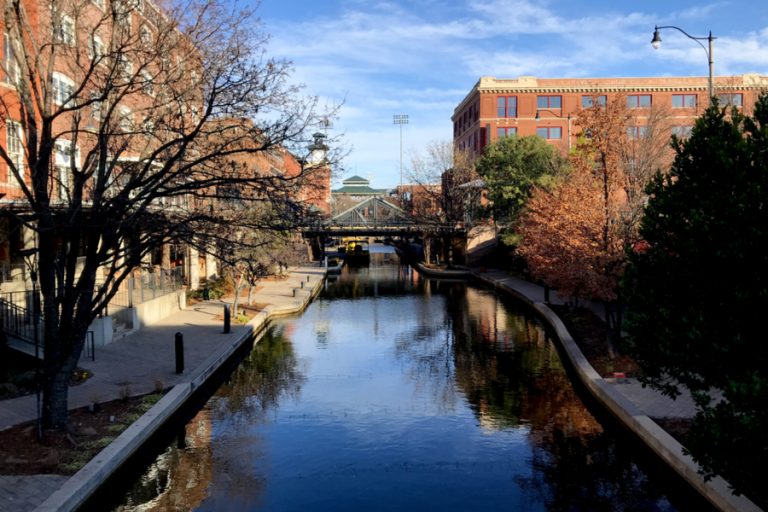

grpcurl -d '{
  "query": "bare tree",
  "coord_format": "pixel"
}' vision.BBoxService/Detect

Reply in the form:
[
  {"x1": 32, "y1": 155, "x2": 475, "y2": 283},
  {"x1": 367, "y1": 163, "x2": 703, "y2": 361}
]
[
  {"x1": 408, "y1": 141, "x2": 477, "y2": 264},
  {"x1": 0, "y1": 0, "x2": 333, "y2": 429}
]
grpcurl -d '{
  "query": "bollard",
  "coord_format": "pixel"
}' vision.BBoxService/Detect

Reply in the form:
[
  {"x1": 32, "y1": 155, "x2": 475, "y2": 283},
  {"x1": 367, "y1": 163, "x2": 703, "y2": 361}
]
[
  {"x1": 174, "y1": 332, "x2": 184, "y2": 374},
  {"x1": 292, "y1": 289, "x2": 297, "y2": 297},
  {"x1": 177, "y1": 429, "x2": 187, "y2": 449},
  {"x1": 300, "y1": 281, "x2": 304, "y2": 289},
  {"x1": 223, "y1": 305, "x2": 231, "y2": 334},
  {"x1": 306, "y1": 275, "x2": 310, "y2": 282}
]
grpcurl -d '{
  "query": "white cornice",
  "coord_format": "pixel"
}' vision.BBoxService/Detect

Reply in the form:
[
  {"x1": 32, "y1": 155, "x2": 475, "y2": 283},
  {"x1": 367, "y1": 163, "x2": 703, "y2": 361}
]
[{"x1": 453, "y1": 74, "x2": 768, "y2": 117}]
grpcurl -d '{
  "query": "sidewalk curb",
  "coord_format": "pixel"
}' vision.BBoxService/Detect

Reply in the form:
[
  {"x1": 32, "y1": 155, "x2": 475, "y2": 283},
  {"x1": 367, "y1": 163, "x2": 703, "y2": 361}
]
[
  {"x1": 33, "y1": 270, "x2": 326, "y2": 512},
  {"x1": 474, "y1": 272, "x2": 761, "y2": 512}
]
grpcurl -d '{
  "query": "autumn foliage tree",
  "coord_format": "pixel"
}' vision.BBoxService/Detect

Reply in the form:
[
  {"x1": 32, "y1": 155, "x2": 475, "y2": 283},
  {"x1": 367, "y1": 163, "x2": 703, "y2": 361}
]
[{"x1": 517, "y1": 96, "x2": 672, "y2": 336}]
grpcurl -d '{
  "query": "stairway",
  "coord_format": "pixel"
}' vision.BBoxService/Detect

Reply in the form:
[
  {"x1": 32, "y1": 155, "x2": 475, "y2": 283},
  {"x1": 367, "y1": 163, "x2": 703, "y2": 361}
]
[{"x1": 0, "y1": 297, "x2": 43, "y2": 359}]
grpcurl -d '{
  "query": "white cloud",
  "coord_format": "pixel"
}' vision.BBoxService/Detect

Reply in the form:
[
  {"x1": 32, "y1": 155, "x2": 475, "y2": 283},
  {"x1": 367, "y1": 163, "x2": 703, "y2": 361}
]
[{"x1": 261, "y1": 0, "x2": 768, "y2": 188}]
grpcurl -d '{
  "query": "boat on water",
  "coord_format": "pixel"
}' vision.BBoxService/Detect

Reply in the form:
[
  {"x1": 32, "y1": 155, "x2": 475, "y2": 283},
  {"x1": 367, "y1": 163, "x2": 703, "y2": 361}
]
[
  {"x1": 342, "y1": 240, "x2": 370, "y2": 265},
  {"x1": 326, "y1": 257, "x2": 344, "y2": 274}
]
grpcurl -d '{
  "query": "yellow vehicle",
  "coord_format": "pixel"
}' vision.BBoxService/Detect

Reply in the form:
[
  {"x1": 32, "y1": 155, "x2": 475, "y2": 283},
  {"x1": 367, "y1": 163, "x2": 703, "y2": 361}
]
[{"x1": 342, "y1": 239, "x2": 370, "y2": 265}]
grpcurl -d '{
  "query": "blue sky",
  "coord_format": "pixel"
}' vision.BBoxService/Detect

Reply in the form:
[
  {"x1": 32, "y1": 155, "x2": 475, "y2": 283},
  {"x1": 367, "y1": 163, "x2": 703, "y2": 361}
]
[{"x1": 257, "y1": 0, "x2": 768, "y2": 189}]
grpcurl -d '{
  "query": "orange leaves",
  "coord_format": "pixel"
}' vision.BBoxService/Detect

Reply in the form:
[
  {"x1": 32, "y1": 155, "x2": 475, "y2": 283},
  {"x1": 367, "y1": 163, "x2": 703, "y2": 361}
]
[
  {"x1": 517, "y1": 96, "x2": 642, "y2": 303},
  {"x1": 518, "y1": 164, "x2": 622, "y2": 301}
]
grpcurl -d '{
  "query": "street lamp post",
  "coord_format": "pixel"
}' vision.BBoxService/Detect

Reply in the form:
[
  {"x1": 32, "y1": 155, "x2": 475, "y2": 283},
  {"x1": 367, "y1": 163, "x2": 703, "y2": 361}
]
[
  {"x1": 651, "y1": 25, "x2": 716, "y2": 105},
  {"x1": 393, "y1": 114, "x2": 408, "y2": 201},
  {"x1": 535, "y1": 110, "x2": 572, "y2": 151}
]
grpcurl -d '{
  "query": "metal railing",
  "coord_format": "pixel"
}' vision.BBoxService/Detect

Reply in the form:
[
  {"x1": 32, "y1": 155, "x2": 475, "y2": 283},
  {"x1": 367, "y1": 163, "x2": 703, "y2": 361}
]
[
  {"x1": 0, "y1": 295, "x2": 39, "y2": 346},
  {"x1": 1, "y1": 267, "x2": 184, "y2": 346}
]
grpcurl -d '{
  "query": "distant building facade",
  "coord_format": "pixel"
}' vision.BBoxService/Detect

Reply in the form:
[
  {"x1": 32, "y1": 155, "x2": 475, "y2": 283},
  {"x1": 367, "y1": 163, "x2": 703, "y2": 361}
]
[
  {"x1": 331, "y1": 175, "x2": 388, "y2": 213},
  {"x1": 452, "y1": 74, "x2": 768, "y2": 156}
]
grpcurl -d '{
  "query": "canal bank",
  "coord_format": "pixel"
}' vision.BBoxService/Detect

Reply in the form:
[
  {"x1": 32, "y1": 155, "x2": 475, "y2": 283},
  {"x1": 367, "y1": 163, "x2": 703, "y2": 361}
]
[
  {"x1": 471, "y1": 269, "x2": 761, "y2": 512},
  {"x1": 0, "y1": 265, "x2": 326, "y2": 512}
]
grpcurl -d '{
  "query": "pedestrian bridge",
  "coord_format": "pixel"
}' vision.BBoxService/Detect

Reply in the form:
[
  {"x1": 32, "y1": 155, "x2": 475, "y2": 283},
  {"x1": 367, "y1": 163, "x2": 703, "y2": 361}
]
[{"x1": 302, "y1": 195, "x2": 464, "y2": 238}]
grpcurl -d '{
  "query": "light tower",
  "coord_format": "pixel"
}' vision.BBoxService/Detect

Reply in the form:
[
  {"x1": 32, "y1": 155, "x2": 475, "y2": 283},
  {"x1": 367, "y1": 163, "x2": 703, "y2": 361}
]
[{"x1": 393, "y1": 114, "x2": 408, "y2": 200}]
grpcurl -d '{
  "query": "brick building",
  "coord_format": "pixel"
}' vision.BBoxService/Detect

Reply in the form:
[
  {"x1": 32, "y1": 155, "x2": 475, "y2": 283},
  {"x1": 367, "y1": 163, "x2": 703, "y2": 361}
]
[{"x1": 453, "y1": 74, "x2": 768, "y2": 156}]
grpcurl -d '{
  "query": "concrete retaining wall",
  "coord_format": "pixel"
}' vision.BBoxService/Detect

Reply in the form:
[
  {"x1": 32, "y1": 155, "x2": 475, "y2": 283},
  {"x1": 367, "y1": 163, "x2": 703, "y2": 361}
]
[
  {"x1": 473, "y1": 272, "x2": 760, "y2": 512},
  {"x1": 34, "y1": 272, "x2": 324, "y2": 512},
  {"x1": 531, "y1": 302, "x2": 761, "y2": 512},
  {"x1": 134, "y1": 290, "x2": 186, "y2": 329}
]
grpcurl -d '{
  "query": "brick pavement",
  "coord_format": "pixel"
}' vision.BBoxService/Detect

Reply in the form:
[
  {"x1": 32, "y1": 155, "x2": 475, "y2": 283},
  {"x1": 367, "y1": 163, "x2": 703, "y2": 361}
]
[{"x1": 0, "y1": 476, "x2": 68, "y2": 512}]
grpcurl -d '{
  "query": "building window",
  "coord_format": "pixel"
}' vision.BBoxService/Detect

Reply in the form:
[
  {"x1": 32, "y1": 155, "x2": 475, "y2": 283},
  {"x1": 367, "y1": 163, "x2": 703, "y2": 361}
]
[
  {"x1": 88, "y1": 35, "x2": 106, "y2": 61},
  {"x1": 717, "y1": 93, "x2": 743, "y2": 107},
  {"x1": 119, "y1": 106, "x2": 133, "y2": 132},
  {"x1": 88, "y1": 94, "x2": 102, "y2": 126},
  {"x1": 3, "y1": 33, "x2": 20, "y2": 86},
  {"x1": 142, "y1": 116, "x2": 155, "y2": 134},
  {"x1": 54, "y1": 139, "x2": 80, "y2": 201},
  {"x1": 496, "y1": 96, "x2": 517, "y2": 117},
  {"x1": 52, "y1": 72, "x2": 75, "y2": 106},
  {"x1": 117, "y1": 55, "x2": 133, "y2": 79},
  {"x1": 6, "y1": 121, "x2": 24, "y2": 183},
  {"x1": 536, "y1": 126, "x2": 562, "y2": 139},
  {"x1": 581, "y1": 95, "x2": 606, "y2": 108},
  {"x1": 627, "y1": 95, "x2": 652, "y2": 108},
  {"x1": 114, "y1": 1, "x2": 132, "y2": 32},
  {"x1": 497, "y1": 127, "x2": 517, "y2": 138},
  {"x1": 141, "y1": 70, "x2": 154, "y2": 96},
  {"x1": 54, "y1": 14, "x2": 75, "y2": 46},
  {"x1": 140, "y1": 25, "x2": 152, "y2": 45},
  {"x1": 672, "y1": 94, "x2": 697, "y2": 108},
  {"x1": 537, "y1": 95, "x2": 562, "y2": 109},
  {"x1": 627, "y1": 126, "x2": 649, "y2": 139},
  {"x1": 672, "y1": 126, "x2": 693, "y2": 138}
]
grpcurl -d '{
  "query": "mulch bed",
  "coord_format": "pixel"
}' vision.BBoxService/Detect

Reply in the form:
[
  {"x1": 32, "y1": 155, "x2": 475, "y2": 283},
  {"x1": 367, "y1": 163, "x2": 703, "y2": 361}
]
[
  {"x1": 550, "y1": 304, "x2": 641, "y2": 378},
  {"x1": 0, "y1": 393, "x2": 163, "y2": 475},
  {"x1": 550, "y1": 304, "x2": 693, "y2": 443}
]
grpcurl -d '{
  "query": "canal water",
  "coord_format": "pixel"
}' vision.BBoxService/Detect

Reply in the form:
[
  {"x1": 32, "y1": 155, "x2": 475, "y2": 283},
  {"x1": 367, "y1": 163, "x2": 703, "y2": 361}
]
[{"x1": 113, "y1": 246, "x2": 702, "y2": 511}]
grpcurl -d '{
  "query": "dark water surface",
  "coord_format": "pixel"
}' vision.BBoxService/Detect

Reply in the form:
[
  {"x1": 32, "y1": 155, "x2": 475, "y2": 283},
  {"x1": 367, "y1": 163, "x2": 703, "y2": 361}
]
[{"x1": 114, "y1": 247, "x2": 700, "y2": 511}]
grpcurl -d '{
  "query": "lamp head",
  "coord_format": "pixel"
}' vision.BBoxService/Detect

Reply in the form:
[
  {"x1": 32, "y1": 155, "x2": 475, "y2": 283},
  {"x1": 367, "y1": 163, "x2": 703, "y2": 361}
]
[{"x1": 651, "y1": 27, "x2": 662, "y2": 49}]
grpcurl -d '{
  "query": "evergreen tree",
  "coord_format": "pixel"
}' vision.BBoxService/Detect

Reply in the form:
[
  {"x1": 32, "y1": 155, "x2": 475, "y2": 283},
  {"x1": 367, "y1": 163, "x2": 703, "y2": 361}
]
[
  {"x1": 623, "y1": 94, "x2": 768, "y2": 505},
  {"x1": 475, "y1": 135, "x2": 568, "y2": 245}
]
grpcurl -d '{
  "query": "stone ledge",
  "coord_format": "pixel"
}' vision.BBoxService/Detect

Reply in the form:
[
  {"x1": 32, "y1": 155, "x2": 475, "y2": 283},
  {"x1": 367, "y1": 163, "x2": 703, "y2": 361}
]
[
  {"x1": 531, "y1": 301, "x2": 762, "y2": 512},
  {"x1": 33, "y1": 270, "x2": 326, "y2": 512}
]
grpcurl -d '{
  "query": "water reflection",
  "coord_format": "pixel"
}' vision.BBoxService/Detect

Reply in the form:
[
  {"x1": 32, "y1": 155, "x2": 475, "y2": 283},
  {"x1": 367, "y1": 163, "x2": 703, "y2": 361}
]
[
  {"x1": 116, "y1": 326, "x2": 305, "y2": 511},
  {"x1": 115, "y1": 410, "x2": 213, "y2": 511},
  {"x1": 213, "y1": 325, "x2": 306, "y2": 425},
  {"x1": 115, "y1": 250, "x2": 690, "y2": 511}
]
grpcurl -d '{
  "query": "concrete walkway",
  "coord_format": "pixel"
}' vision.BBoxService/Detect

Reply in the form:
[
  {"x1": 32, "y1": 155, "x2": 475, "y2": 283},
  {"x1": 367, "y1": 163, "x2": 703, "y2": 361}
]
[{"x1": 0, "y1": 265, "x2": 325, "y2": 512}]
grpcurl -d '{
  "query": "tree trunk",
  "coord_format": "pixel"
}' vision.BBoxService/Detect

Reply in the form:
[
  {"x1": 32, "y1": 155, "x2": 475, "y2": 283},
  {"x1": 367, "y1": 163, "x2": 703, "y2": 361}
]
[
  {"x1": 232, "y1": 273, "x2": 244, "y2": 317},
  {"x1": 41, "y1": 353, "x2": 78, "y2": 429}
]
